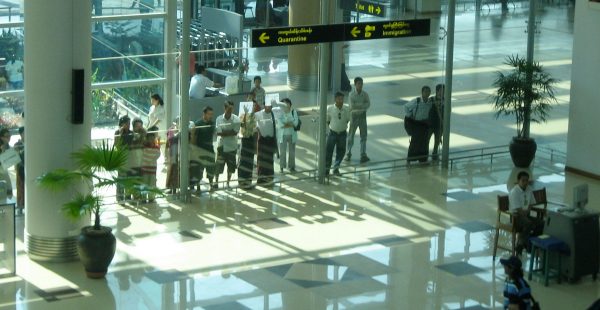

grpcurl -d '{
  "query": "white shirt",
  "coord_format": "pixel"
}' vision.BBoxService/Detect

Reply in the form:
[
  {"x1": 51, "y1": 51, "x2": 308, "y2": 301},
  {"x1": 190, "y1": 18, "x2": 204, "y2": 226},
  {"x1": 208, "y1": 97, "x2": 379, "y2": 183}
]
[
  {"x1": 215, "y1": 114, "x2": 241, "y2": 152},
  {"x1": 327, "y1": 104, "x2": 351, "y2": 132},
  {"x1": 189, "y1": 74, "x2": 215, "y2": 99},
  {"x1": 148, "y1": 104, "x2": 165, "y2": 131},
  {"x1": 255, "y1": 110, "x2": 275, "y2": 138},
  {"x1": 509, "y1": 184, "x2": 536, "y2": 212},
  {"x1": 5, "y1": 60, "x2": 23, "y2": 82},
  {"x1": 349, "y1": 89, "x2": 371, "y2": 115},
  {"x1": 405, "y1": 96, "x2": 433, "y2": 121}
]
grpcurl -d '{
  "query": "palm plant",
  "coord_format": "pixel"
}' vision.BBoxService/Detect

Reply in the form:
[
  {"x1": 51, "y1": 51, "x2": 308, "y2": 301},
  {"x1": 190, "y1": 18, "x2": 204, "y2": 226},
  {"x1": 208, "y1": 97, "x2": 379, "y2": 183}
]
[
  {"x1": 491, "y1": 55, "x2": 558, "y2": 140},
  {"x1": 37, "y1": 140, "x2": 162, "y2": 230}
]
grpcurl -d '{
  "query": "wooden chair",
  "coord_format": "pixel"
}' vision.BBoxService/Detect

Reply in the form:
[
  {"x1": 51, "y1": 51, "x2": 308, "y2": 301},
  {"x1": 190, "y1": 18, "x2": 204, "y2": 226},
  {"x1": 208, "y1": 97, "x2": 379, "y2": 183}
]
[
  {"x1": 531, "y1": 187, "x2": 548, "y2": 220},
  {"x1": 493, "y1": 195, "x2": 517, "y2": 260}
]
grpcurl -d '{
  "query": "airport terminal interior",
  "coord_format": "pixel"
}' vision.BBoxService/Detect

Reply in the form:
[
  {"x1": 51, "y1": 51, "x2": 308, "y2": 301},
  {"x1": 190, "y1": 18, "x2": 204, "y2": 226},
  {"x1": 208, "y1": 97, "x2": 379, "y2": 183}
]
[{"x1": 1, "y1": 0, "x2": 600, "y2": 309}]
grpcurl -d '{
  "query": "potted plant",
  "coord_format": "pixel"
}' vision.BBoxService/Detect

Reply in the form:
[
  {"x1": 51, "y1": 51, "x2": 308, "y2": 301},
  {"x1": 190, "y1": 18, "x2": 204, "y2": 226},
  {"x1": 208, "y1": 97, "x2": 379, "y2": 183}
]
[
  {"x1": 37, "y1": 141, "x2": 162, "y2": 278},
  {"x1": 491, "y1": 55, "x2": 558, "y2": 167}
]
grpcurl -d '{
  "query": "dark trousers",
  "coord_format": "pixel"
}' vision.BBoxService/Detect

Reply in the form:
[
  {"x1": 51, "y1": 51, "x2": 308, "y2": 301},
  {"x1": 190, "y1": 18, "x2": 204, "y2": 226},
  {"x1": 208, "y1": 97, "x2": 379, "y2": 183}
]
[
  {"x1": 257, "y1": 135, "x2": 276, "y2": 184},
  {"x1": 239, "y1": 136, "x2": 256, "y2": 187},
  {"x1": 407, "y1": 123, "x2": 430, "y2": 163},
  {"x1": 430, "y1": 128, "x2": 442, "y2": 160},
  {"x1": 515, "y1": 212, "x2": 544, "y2": 250},
  {"x1": 326, "y1": 130, "x2": 347, "y2": 171}
]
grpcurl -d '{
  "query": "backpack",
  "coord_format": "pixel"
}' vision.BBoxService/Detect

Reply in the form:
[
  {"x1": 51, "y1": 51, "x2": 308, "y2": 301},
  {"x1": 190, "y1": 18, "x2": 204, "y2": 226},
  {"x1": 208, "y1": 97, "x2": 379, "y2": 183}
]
[{"x1": 293, "y1": 109, "x2": 302, "y2": 131}]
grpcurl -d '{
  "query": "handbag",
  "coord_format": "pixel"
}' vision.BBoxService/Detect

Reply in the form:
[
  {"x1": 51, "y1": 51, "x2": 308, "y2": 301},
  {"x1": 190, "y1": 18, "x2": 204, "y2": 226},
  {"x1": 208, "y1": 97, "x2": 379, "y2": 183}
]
[
  {"x1": 293, "y1": 109, "x2": 302, "y2": 131},
  {"x1": 404, "y1": 116, "x2": 417, "y2": 136}
]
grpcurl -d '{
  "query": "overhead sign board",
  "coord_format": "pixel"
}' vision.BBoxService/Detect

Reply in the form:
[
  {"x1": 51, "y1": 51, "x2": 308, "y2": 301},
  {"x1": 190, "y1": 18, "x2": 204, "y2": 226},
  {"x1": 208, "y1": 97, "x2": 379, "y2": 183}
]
[
  {"x1": 341, "y1": 0, "x2": 386, "y2": 17},
  {"x1": 251, "y1": 19, "x2": 430, "y2": 48}
]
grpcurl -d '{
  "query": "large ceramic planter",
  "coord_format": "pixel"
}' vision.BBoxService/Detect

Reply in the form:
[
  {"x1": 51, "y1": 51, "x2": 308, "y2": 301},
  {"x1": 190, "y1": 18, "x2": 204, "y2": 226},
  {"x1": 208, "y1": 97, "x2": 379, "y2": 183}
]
[
  {"x1": 77, "y1": 226, "x2": 116, "y2": 279},
  {"x1": 509, "y1": 137, "x2": 537, "y2": 168}
]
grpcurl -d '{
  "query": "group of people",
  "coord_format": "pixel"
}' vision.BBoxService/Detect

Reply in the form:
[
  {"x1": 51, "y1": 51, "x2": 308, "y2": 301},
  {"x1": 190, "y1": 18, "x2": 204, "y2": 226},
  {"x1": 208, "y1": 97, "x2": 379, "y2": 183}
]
[
  {"x1": 404, "y1": 84, "x2": 445, "y2": 163},
  {"x1": 171, "y1": 75, "x2": 300, "y2": 191},
  {"x1": 324, "y1": 77, "x2": 371, "y2": 176},
  {"x1": 114, "y1": 94, "x2": 165, "y2": 202}
]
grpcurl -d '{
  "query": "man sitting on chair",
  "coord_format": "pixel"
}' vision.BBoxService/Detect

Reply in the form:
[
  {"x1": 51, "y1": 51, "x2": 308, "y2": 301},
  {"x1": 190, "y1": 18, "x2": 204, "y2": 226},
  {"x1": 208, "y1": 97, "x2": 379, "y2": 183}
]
[{"x1": 508, "y1": 171, "x2": 544, "y2": 255}]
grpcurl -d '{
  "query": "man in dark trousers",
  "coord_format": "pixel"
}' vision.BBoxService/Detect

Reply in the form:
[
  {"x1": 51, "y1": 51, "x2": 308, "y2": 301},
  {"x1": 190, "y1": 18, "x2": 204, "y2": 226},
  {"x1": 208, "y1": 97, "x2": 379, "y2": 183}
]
[
  {"x1": 191, "y1": 106, "x2": 216, "y2": 192},
  {"x1": 255, "y1": 101, "x2": 277, "y2": 185},
  {"x1": 430, "y1": 83, "x2": 444, "y2": 161},
  {"x1": 404, "y1": 85, "x2": 433, "y2": 163},
  {"x1": 326, "y1": 92, "x2": 351, "y2": 176}
]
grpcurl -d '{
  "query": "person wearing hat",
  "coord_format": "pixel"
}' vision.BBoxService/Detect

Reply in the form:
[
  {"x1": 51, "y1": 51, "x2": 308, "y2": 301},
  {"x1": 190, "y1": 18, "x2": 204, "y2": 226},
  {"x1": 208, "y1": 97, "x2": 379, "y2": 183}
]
[
  {"x1": 255, "y1": 100, "x2": 277, "y2": 185},
  {"x1": 500, "y1": 255, "x2": 535, "y2": 310}
]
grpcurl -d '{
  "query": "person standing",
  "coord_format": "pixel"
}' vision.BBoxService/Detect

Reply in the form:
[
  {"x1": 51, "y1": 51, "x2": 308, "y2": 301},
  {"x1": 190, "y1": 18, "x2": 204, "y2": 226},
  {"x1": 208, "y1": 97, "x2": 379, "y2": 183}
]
[
  {"x1": 405, "y1": 85, "x2": 433, "y2": 163},
  {"x1": 500, "y1": 256, "x2": 535, "y2": 310},
  {"x1": 277, "y1": 98, "x2": 298, "y2": 173},
  {"x1": 192, "y1": 106, "x2": 217, "y2": 191},
  {"x1": 430, "y1": 84, "x2": 444, "y2": 161},
  {"x1": 255, "y1": 101, "x2": 278, "y2": 185},
  {"x1": 508, "y1": 171, "x2": 544, "y2": 255},
  {"x1": 215, "y1": 101, "x2": 240, "y2": 188},
  {"x1": 326, "y1": 92, "x2": 351, "y2": 176},
  {"x1": 345, "y1": 77, "x2": 371, "y2": 163},
  {"x1": 141, "y1": 127, "x2": 161, "y2": 202},
  {"x1": 115, "y1": 116, "x2": 134, "y2": 201},
  {"x1": 250, "y1": 76, "x2": 266, "y2": 107},
  {"x1": 5, "y1": 54, "x2": 23, "y2": 90},
  {"x1": 189, "y1": 65, "x2": 216, "y2": 99},
  {"x1": 15, "y1": 127, "x2": 24, "y2": 211},
  {"x1": 148, "y1": 93, "x2": 166, "y2": 142},
  {"x1": 165, "y1": 119, "x2": 180, "y2": 194},
  {"x1": 239, "y1": 100, "x2": 260, "y2": 189},
  {"x1": 130, "y1": 118, "x2": 146, "y2": 200},
  {"x1": 0, "y1": 129, "x2": 12, "y2": 196}
]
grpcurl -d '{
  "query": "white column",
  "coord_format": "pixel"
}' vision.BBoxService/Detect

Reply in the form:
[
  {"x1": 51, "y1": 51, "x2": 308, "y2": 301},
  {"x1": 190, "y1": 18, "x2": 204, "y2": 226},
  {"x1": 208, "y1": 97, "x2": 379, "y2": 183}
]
[
  {"x1": 24, "y1": 0, "x2": 92, "y2": 262},
  {"x1": 566, "y1": 0, "x2": 600, "y2": 177}
]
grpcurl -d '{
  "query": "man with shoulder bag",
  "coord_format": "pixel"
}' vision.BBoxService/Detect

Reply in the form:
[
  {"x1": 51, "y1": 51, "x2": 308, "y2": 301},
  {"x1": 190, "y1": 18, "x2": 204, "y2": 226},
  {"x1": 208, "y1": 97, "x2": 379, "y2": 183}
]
[{"x1": 404, "y1": 85, "x2": 433, "y2": 163}]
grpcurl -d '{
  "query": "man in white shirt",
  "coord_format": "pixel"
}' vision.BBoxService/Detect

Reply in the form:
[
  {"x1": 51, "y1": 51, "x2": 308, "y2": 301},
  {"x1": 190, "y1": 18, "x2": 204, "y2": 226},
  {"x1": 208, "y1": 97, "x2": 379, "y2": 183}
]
[
  {"x1": 189, "y1": 65, "x2": 216, "y2": 99},
  {"x1": 508, "y1": 171, "x2": 543, "y2": 254},
  {"x1": 215, "y1": 101, "x2": 241, "y2": 188},
  {"x1": 404, "y1": 85, "x2": 433, "y2": 163},
  {"x1": 255, "y1": 101, "x2": 277, "y2": 185},
  {"x1": 345, "y1": 77, "x2": 371, "y2": 164},
  {"x1": 326, "y1": 92, "x2": 351, "y2": 176},
  {"x1": 5, "y1": 55, "x2": 24, "y2": 90}
]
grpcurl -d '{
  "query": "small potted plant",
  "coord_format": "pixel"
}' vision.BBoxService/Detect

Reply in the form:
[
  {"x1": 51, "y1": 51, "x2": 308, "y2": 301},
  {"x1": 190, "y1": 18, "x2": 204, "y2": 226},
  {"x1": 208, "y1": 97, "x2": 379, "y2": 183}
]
[
  {"x1": 491, "y1": 55, "x2": 558, "y2": 167},
  {"x1": 37, "y1": 140, "x2": 162, "y2": 278}
]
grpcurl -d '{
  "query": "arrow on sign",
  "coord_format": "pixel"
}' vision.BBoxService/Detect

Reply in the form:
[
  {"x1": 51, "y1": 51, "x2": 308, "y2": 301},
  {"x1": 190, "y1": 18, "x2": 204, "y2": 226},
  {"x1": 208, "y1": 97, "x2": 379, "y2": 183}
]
[
  {"x1": 259, "y1": 32, "x2": 270, "y2": 44},
  {"x1": 376, "y1": 6, "x2": 381, "y2": 15},
  {"x1": 351, "y1": 27, "x2": 361, "y2": 38}
]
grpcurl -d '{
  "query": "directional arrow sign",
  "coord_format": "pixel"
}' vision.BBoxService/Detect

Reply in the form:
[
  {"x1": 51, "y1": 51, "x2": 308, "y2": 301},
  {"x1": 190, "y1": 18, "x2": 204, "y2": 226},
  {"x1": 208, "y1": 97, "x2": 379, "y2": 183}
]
[
  {"x1": 251, "y1": 19, "x2": 431, "y2": 48},
  {"x1": 259, "y1": 32, "x2": 270, "y2": 44},
  {"x1": 341, "y1": 0, "x2": 386, "y2": 17}
]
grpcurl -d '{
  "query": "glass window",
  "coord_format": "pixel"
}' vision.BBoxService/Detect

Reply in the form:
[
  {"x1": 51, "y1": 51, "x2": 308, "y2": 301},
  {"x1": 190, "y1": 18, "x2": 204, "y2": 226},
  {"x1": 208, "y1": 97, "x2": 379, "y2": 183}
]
[
  {"x1": 0, "y1": 27, "x2": 24, "y2": 92},
  {"x1": 92, "y1": 18, "x2": 165, "y2": 83},
  {"x1": 92, "y1": 0, "x2": 165, "y2": 17}
]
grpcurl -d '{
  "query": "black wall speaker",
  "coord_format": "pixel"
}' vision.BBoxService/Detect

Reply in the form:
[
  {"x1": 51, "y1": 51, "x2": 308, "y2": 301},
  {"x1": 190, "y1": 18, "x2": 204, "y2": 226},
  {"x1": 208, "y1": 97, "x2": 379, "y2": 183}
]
[{"x1": 72, "y1": 69, "x2": 84, "y2": 124}]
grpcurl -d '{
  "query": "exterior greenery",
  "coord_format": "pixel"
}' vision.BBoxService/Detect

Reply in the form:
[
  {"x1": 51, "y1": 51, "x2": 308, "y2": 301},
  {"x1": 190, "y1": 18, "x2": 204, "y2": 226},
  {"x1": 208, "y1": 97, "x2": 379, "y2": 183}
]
[{"x1": 491, "y1": 55, "x2": 558, "y2": 139}]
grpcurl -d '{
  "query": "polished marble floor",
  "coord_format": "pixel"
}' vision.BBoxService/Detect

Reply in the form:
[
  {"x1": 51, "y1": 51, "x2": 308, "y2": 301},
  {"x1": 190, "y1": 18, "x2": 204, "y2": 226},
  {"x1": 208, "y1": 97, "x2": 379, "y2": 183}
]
[{"x1": 2, "y1": 2, "x2": 598, "y2": 310}]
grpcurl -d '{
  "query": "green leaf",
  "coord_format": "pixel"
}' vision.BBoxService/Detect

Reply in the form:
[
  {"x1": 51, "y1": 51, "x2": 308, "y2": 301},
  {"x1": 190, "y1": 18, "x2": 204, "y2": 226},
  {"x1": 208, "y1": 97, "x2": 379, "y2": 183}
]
[
  {"x1": 61, "y1": 193, "x2": 100, "y2": 221},
  {"x1": 72, "y1": 140, "x2": 128, "y2": 173},
  {"x1": 37, "y1": 169, "x2": 91, "y2": 191}
]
